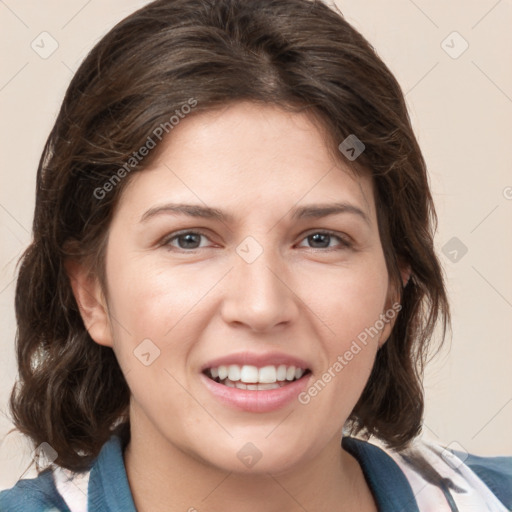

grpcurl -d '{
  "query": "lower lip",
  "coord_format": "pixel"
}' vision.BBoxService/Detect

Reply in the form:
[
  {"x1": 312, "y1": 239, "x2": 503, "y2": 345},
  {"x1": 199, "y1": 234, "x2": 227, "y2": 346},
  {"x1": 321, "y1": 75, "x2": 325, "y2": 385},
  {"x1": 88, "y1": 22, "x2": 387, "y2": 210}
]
[{"x1": 200, "y1": 373, "x2": 311, "y2": 413}]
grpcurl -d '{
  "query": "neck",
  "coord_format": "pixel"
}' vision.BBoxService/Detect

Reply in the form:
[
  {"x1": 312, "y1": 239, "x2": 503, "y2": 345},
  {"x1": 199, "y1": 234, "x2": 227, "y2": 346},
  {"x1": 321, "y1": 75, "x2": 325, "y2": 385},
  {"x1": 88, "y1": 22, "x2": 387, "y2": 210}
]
[{"x1": 124, "y1": 422, "x2": 377, "y2": 512}]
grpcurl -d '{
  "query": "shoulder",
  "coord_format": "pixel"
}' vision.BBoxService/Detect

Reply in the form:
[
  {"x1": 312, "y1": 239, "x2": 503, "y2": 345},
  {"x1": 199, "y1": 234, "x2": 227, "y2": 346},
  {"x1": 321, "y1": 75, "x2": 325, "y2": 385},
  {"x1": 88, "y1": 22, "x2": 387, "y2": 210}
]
[
  {"x1": 0, "y1": 469, "x2": 72, "y2": 512},
  {"x1": 463, "y1": 451, "x2": 512, "y2": 509},
  {"x1": 0, "y1": 434, "x2": 135, "y2": 512},
  {"x1": 413, "y1": 439, "x2": 512, "y2": 510},
  {"x1": 343, "y1": 436, "x2": 512, "y2": 511},
  {"x1": 0, "y1": 435, "x2": 125, "y2": 512}
]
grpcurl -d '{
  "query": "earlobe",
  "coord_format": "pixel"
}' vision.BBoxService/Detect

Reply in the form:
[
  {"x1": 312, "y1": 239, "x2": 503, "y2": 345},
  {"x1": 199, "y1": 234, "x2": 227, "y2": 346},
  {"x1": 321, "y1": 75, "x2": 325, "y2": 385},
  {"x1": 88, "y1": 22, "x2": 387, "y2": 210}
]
[
  {"x1": 401, "y1": 265, "x2": 412, "y2": 287},
  {"x1": 377, "y1": 321, "x2": 393, "y2": 350},
  {"x1": 64, "y1": 259, "x2": 113, "y2": 347}
]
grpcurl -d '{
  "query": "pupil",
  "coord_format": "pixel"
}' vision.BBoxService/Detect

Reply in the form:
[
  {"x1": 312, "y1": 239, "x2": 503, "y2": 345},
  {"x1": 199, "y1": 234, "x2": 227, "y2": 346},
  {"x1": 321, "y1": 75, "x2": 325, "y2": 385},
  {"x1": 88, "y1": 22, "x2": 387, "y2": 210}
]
[
  {"x1": 179, "y1": 233, "x2": 200, "y2": 249},
  {"x1": 309, "y1": 233, "x2": 329, "y2": 248}
]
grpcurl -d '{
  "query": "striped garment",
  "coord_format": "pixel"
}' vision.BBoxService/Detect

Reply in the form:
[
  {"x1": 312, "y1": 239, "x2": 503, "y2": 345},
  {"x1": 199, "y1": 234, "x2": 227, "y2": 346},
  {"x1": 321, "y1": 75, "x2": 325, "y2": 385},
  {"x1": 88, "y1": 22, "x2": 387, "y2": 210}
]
[{"x1": 1, "y1": 434, "x2": 511, "y2": 511}]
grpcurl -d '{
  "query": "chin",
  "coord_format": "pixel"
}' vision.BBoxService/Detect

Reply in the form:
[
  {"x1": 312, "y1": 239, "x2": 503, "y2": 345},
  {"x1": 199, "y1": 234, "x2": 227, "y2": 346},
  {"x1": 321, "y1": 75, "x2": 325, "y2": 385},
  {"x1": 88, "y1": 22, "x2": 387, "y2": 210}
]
[{"x1": 191, "y1": 435, "x2": 309, "y2": 476}]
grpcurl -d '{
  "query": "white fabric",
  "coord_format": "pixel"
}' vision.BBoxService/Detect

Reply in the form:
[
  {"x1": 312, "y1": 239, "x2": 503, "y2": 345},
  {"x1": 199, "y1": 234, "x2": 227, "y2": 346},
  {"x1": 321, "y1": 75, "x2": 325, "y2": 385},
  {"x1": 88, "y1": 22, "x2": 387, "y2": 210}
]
[
  {"x1": 371, "y1": 437, "x2": 509, "y2": 511},
  {"x1": 52, "y1": 466, "x2": 90, "y2": 512},
  {"x1": 49, "y1": 437, "x2": 507, "y2": 511}
]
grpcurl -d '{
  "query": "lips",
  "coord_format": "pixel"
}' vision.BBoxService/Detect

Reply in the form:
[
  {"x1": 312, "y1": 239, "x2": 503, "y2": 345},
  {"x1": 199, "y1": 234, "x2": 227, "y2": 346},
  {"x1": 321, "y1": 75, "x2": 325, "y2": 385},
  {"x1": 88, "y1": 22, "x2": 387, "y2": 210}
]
[{"x1": 200, "y1": 351, "x2": 312, "y2": 412}]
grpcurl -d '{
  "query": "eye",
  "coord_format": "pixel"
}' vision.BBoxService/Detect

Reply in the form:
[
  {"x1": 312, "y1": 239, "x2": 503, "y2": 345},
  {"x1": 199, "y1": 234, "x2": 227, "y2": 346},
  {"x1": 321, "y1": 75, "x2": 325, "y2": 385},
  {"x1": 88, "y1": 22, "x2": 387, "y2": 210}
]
[
  {"x1": 160, "y1": 229, "x2": 351, "y2": 252},
  {"x1": 162, "y1": 230, "x2": 212, "y2": 250},
  {"x1": 297, "y1": 231, "x2": 352, "y2": 250}
]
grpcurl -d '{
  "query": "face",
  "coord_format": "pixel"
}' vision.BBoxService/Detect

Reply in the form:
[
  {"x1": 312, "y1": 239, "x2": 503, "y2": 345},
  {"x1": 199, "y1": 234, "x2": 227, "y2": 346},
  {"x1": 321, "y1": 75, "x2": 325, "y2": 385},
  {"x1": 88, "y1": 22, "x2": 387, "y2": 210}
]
[{"x1": 77, "y1": 101, "x2": 398, "y2": 475}]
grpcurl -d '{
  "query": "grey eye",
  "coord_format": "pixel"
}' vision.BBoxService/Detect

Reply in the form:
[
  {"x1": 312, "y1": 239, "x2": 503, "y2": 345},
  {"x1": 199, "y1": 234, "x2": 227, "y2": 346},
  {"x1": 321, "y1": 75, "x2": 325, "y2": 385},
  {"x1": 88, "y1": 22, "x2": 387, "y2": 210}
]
[
  {"x1": 175, "y1": 233, "x2": 203, "y2": 249},
  {"x1": 307, "y1": 233, "x2": 332, "y2": 248}
]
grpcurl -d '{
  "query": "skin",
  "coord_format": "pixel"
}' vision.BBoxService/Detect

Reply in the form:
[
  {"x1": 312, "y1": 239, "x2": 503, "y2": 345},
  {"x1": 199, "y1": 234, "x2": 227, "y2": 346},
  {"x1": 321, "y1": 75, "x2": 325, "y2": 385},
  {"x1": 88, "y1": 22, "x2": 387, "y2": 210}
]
[{"x1": 69, "y1": 101, "x2": 406, "y2": 512}]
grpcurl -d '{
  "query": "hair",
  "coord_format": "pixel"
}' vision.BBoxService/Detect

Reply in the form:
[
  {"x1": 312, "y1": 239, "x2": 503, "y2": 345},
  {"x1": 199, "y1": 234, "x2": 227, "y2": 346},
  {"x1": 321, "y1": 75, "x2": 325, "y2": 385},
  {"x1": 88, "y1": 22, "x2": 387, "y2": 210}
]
[{"x1": 9, "y1": 0, "x2": 450, "y2": 472}]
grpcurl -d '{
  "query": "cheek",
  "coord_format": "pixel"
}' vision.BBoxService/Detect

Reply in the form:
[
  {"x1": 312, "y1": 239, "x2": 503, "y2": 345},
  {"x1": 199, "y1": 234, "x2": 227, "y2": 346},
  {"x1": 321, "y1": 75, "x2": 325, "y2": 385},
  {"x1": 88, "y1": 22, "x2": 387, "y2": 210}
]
[
  {"x1": 105, "y1": 253, "x2": 205, "y2": 337},
  {"x1": 303, "y1": 256, "x2": 390, "y2": 346},
  {"x1": 103, "y1": 260, "x2": 198, "y2": 416},
  {"x1": 298, "y1": 255, "x2": 389, "y2": 404},
  {"x1": 103, "y1": 251, "x2": 225, "y2": 380}
]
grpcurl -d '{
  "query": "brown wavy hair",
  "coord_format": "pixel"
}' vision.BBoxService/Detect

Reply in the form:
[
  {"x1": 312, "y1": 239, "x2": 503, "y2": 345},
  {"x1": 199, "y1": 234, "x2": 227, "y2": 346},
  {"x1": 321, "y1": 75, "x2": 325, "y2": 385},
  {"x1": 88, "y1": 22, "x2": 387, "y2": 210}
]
[{"x1": 9, "y1": 0, "x2": 450, "y2": 472}]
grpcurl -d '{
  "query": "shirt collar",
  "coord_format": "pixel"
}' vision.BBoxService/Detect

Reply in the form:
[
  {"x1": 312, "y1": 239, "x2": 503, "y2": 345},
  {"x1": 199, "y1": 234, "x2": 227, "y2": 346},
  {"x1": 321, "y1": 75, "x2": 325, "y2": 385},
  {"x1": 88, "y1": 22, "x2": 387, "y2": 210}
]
[
  {"x1": 87, "y1": 434, "x2": 420, "y2": 512},
  {"x1": 342, "y1": 436, "x2": 420, "y2": 512},
  {"x1": 87, "y1": 434, "x2": 137, "y2": 512}
]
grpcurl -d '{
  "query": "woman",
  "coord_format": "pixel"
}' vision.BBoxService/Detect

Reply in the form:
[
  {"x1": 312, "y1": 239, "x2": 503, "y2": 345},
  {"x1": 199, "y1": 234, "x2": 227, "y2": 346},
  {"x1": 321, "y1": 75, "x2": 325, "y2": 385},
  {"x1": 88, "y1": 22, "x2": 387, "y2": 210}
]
[{"x1": 0, "y1": 0, "x2": 510, "y2": 510}]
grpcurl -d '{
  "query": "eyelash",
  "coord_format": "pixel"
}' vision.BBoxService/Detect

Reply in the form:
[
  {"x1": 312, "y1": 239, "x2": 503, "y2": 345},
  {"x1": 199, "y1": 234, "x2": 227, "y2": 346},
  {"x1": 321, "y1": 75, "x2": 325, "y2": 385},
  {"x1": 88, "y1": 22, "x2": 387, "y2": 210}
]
[{"x1": 160, "y1": 229, "x2": 353, "y2": 252}]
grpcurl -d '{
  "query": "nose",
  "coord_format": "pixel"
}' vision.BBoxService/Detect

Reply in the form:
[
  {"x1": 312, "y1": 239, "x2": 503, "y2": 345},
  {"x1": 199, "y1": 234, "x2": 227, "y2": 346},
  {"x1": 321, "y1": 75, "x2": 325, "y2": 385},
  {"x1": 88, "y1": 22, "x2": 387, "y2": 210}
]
[{"x1": 220, "y1": 248, "x2": 299, "y2": 333}]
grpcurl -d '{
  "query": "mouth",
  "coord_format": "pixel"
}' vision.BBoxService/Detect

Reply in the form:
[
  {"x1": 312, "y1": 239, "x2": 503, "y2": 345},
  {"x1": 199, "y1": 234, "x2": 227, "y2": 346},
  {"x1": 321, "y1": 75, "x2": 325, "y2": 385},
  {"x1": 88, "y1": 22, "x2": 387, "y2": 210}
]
[{"x1": 203, "y1": 364, "x2": 312, "y2": 390}]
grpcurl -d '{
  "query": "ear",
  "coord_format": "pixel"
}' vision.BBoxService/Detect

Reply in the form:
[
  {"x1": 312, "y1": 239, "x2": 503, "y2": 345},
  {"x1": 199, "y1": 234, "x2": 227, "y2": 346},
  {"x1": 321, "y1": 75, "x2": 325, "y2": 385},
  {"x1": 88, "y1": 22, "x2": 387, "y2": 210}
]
[
  {"x1": 400, "y1": 264, "x2": 412, "y2": 288},
  {"x1": 378, "y1": 261, "x2": 412, "y2": 348},
  {"x1": 64, "y1": 259, "x2": 113, "y2": 347}
]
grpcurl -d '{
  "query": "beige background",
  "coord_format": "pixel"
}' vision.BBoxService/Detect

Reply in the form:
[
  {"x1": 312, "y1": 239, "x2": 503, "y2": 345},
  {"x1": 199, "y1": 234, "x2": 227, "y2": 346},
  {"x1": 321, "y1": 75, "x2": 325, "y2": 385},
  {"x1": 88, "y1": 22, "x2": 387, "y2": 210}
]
[{"x1": 1, "y1": 0, "x2": 511, "y2": 489}]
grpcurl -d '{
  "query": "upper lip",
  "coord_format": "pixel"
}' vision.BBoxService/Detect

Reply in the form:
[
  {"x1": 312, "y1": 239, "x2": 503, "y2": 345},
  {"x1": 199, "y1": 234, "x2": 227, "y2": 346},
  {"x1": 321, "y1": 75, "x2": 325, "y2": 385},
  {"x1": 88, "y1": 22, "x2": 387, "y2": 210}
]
[{"x1": 200, "y1": 351, "x2": 311, "y2": 372}]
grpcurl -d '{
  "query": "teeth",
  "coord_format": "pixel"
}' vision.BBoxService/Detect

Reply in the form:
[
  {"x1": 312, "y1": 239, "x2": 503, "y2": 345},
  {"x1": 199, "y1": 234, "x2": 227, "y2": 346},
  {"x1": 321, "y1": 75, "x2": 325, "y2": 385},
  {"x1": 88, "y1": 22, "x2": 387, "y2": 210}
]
[
  {"x1": 258, "y1": 365, "x2": 277, "y2": 383},
  {"x1": 240, "y1": 365, "x2": 259, "y2": 383},
  {"x1": 207, "y1": 364, "x2": 307, "y2": 386},
  {"x1": 223, "y1": 379, "x2": 285, "y2": 390},
  {"x1": 228, "y1": 365, "x2": 241, "y2": 381},
  {"x1": 218, "y1": 365, "x2": 228, "y2": 380},
  {"x1": 246, "y1": 383, "x2": 281, "y2": 390},
  {"x1": 276, "y1": 364, "x2": 287, "y2": 381}
]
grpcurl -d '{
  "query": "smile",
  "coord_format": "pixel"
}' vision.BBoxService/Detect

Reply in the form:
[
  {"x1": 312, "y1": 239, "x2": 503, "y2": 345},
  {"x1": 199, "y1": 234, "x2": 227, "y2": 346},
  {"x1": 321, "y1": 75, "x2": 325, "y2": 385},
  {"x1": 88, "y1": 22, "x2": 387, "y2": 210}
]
[
  {"x1": 204, "y1": 364, "x2": 310, "y2": 390},
  {"x1": 201, "y1": 362, "x2": 312, "y2": 412}
]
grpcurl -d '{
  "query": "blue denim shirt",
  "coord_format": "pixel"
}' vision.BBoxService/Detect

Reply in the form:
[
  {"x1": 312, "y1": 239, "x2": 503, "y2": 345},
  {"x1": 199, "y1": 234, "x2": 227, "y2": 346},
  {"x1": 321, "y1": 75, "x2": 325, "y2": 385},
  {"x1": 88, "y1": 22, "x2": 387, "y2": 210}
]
[{"x1": 1, "y1": 435, "x2": 511, "y2": 511}]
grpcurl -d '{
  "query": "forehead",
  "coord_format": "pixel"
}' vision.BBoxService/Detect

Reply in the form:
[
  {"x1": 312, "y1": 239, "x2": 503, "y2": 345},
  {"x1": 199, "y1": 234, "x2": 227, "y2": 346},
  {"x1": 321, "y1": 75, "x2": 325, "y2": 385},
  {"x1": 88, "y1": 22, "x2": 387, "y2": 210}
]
[{"x1": 118, "y1": 101, "x2": 375, "y2": 225}]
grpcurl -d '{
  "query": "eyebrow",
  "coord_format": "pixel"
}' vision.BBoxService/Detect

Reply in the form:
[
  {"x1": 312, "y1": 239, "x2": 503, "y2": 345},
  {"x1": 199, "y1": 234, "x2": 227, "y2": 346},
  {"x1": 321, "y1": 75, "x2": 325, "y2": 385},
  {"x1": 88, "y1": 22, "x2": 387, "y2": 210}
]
[{"x1": 140, "y1": 202, "x2": 370, "y2": 225}]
